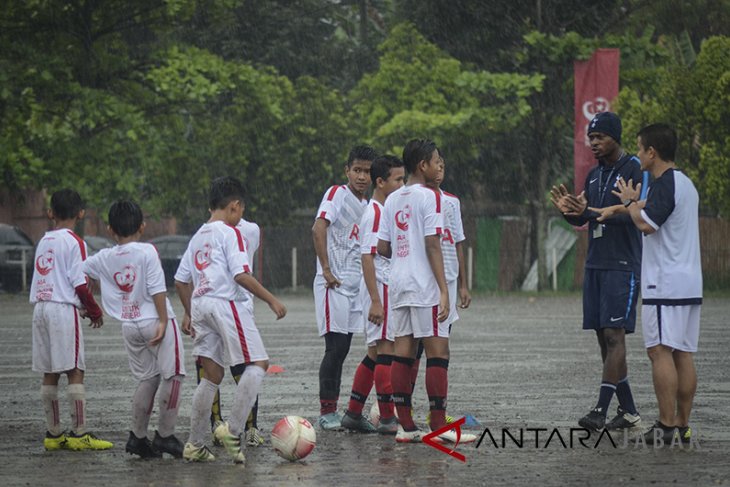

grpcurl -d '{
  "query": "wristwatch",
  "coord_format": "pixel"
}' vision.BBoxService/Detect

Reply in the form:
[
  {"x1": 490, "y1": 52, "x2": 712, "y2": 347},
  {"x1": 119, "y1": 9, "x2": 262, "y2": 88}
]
[{"x1": 623, "y1": 198, "x2": 636, "y2": 208}]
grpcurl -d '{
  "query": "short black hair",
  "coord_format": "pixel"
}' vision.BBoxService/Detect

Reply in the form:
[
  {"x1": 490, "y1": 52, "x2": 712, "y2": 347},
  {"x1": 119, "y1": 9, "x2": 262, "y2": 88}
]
[
  {"x1": 402, "y1": 139, "x2": 437, "y2": 174},
  {"x1": 637, "y1": 123, "x2": 677, "y2": 162},
  {"x1": 50, "y1": 189, "x2": 84, "y2": 220},
  {"x1": 347, "y1": 145, "x2": 378, "y2": 167},
  {"x1": 209, "y1": 176, "x2": 246, "y2": 210},
  {"x1": 108, "y1": 200, "x2": 143, "y2": 237},
  {"x1": 370, "y1": 154, "x2": 404, "y2": 184}
]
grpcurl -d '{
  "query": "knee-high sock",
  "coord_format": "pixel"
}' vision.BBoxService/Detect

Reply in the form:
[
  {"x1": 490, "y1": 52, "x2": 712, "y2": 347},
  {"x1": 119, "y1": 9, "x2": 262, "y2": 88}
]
[
  {"x1": 391, "y1": 356, "x2": 416, "y2": 430},
  {"x1": 41, "y1": 385, "x2": 61, "y2": 436},
  {"x1": 374, "y1": 355, "x2": 395, "y2": 420},
  {"x1": 319, "y1": 332, "x2": 353, "y2": 415},
  {"x1": 228, "y1": 366, "x2": 266, "y2": 437},
  {"x1": 426, "y1": 358, "x2": 449, "y2": 431},
  {"x1": 132, "y1": 376, "x2": 161, "y2": 438},
  {"x1": 68, "y1": 383, "x2": 86, "y2": 435},
  {"x1": 347, "y1": 356, "x2": 376, "y2": 416},
  {"x1": 188, "y1": 378, "x2": 218, "y2": 446},
  {"x1": 197, "y1": 357, "x2": 223, "y2": 427},
  {"x1": 616, "y1": 376, "x2": 638, "y2": 415},
  {"x1": 231, "y1": 363, "x2": 259, "y2": 430},
  {"x1": 157, "y1": 375, "x2": 184, "y2": 437}
]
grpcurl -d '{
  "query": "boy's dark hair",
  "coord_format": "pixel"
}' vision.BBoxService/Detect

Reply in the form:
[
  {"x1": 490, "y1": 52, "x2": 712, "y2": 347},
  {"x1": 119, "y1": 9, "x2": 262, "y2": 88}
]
[
  {"x1": 209, "y1": 176, "x2": 246, "y2": 210},
  {"x1": 637, "y1": 123, "x2": 677, "y2": 162},
  {"x1": 370, "y1": 154, "x2": 404, "y2": 184},
  {"x1": 50, "y1": 189, "x2": 84, "y2": 220},
  {"x1": 402, "y1": 139, "x2": 437, "y2": 174},
  {"x1": 108, "y1": 200, "x2": 144, "y2": 237},
  {"x1": 347, "y1": 145, "x2": 378, "y2": 167}
]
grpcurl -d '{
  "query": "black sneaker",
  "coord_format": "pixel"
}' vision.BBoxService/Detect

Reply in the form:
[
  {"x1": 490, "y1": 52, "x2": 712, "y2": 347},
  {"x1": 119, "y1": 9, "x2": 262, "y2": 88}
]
[
  {"x1": 341, "y1": 411, "x2": 377, "y2": 433},
  {"x1": 605, "y1": 406, "x2": 642, "y2": 431},
  {"x1": 676, "y1": 425, "x2": 692, "y2": 444},
  {"x1": 578, "y1": 408, "x2": 606, "y2": 431},
  {"x1": 152, "y1": 430, "x2": 184, "y2": 458},
  {"x1": 643, "y1": 421, "x2": 677, "y2": 446},
  {"x1": 126, "y1": 431, "x2": 162, "y2": 459}
]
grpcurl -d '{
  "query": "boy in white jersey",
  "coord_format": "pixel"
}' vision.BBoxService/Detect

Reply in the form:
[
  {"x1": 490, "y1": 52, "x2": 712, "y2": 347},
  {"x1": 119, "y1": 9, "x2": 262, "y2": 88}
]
[
  {"x1": 312, "y1": 145, "x2": 376, "y2": 430},
  {"x1": 592, "y1": 124, "x2": 702, "y2": 446},
  {"x1": 175, "y1": 177, "x2": 286, "y2": 463},
  {"x1": 30, "y1": 189, "x2": 112, "y2": 451},
  {"x1": 341, "y1": 155, "x2": 405, "y2": 434},
  {"x1": 84, "y1": 200, "x2": 186, "y2": 458},
  {"x1": 377, "y1": 139, "x2": 476, "y2": 444},
  {"x1": 197, "y1": 218, "x2": 266, "y2": 447}
]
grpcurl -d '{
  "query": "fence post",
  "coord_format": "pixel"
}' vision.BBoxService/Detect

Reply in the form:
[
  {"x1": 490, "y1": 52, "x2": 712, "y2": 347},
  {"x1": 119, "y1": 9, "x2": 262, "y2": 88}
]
[
  {"x1": 22, "y1": 248, "x2": 28, "y2": 292},
  {"x1": 467, "y1": 246, "x2": 473, "y2": 291},
  {"x1": 291, "y1": 247, "x2": 298, "y2": 290}
]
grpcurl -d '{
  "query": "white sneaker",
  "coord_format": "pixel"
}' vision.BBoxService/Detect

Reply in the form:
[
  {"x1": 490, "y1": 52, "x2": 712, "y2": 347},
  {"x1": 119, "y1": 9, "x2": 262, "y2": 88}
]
[
  {"x1": 183, "y1": 442, "x2": 216, "y2": 462},
  {"x1": 395, "y1": 425, "x2": 424, "y2": 443},
  {"x1": 432, "y1": 428, "x2": 477, "y2": 444}
]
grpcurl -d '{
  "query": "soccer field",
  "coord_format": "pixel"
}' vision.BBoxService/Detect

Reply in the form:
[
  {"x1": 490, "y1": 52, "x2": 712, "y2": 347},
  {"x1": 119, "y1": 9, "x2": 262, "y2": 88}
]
[{"x1": 1, "y1": 293, "x2": 728, "y2": 486}]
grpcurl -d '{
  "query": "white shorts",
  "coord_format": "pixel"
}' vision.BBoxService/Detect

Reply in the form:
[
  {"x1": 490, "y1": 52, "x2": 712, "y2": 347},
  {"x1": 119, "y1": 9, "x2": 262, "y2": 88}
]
[
  {"x1": 642, "y1": 304, "x2": 701, "y2": 352},
  {"x1": 32, "y1": 301, "x2": 85, "y2": 373},
  {"x1": 443, "y1": 280, "x2": 460, "y2": 327},
  {"x1": 313, "y1": 275, "x2": 363, "y2": 336},
  {"x1": 362, "y1": 281, "x2": 395, "y2": 346},
  {"x1": 122, "y1": 318, "x2": 187, "y2": 381},
  {"x1": 191, "y1": 296, "x2": 268, "y2": 367},
  {"x1": 391, "y1": 305, "x2": 451, "y2": 339}
]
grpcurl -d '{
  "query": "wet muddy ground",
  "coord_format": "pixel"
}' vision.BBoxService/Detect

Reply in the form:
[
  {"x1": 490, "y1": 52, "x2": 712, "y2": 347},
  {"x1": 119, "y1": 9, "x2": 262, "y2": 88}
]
[{"x1": 1, "y1": 293, "x2": 728, "y2": 486}]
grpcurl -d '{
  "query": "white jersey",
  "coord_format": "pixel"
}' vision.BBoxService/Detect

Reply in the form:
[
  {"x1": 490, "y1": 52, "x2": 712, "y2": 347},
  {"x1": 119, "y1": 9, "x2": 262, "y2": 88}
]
[
  {"x1": 83, "y1": 242, "x2": 175, "y2": 322},
  {"x1": 30, "y1": 229, "x2": 88, "y2": 307},
  {"x1": 315, "y1": 184, "x2": 368, "y2": 297},
  {"x1": 440, "y1": 190, "x2": 465, "y2": 283},
  {"x1": 378, "y1": 184, "x2": 444, "y2": 308},
  {"x1": 174, "y1": 220, "x2": 251, "y2": 302},
  {"x1": 360, "y1": 200, "x2": 390, "y2": 284},
  {"x1": 640, "y1": 169, "x2": 702, "y2": 303},
  {"x1": 234, "y1": 219, "x2": 261, "y2": 307}
]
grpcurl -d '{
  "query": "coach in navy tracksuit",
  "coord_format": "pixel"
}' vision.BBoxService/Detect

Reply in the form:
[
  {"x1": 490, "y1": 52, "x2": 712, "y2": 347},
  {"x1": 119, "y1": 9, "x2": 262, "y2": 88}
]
[{"x1": 550, "y1": 112, "x2": 649, "y2": 432}]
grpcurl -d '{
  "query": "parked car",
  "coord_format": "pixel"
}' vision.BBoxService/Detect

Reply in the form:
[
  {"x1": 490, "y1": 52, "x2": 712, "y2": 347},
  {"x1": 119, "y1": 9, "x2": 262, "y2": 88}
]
[
  {"x1": 148, "y1": 235, "x2": 191, "y2": 288},
  {"x1": 0, "y1": 223, "x2": 35, "y2": 293},
  {"x1": 84, "y1": 235, "x2": 116, "y2": 255}
]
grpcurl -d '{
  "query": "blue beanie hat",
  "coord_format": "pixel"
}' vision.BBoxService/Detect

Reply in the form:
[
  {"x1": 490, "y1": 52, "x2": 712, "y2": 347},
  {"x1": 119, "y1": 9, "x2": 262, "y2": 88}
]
[{"x1": 587, "y1": 112, "x2": 622, "y2": 144}]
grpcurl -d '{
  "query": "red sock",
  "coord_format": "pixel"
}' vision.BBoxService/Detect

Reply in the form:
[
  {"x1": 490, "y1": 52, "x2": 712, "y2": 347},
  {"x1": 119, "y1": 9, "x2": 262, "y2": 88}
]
[
  {"x1": 410, "y1": 358, "x2": 421, "y2": 394},
  {"x1": 374, "y1": 355, "x2": 395, "y2": 419},
  {"x1": 426, "y1": 358, "x2": 449, "y2": 430},
  {"x1": 347, "y1": 356, "x2": 376, "y2": 416},
  {"x1": 391, "y1": 357, "x2": 416, "y2": 430}
]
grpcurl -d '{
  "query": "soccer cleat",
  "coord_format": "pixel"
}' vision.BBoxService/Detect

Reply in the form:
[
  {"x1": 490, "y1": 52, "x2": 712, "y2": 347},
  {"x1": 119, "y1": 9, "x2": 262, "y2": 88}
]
[
  {"x1": 317, "y1": 412, "x2": 344, "y2": 431},
  {"x1": 213, "y1": 421, "x2": 230, "y2": 446},
  {"x1": 44, "y1": 431, "x2": 67, "y2": 451},
  {"x1": 245, "y1": 427, "x2": 265, "y2": 447},
  {"x1": 578, "y1": 408, "x2": 606, "y2": 431},
  {"x1": 430, "y1": 428, "x2": 478, "y2": 444},
  {"x1": 341, "y1": 411, "x2": 377, "y2": 433},
  {"x1": 395, "y1": 425, "x2": 424, "y2": 443},
  {"x1": 152, "y1": 430, "x2": 184, "y2": 458},
  {"x1": 605, "y1": 406, "x2": 642, "y2": 431},
  {"x1": 65, "y1": 431, "x2": 114, "y2": 451},
  {"x1": 643, "y1": 421, "x2": 677, "y2": 446},
  {"x1": 183, "y1": 442, "x2": 216, "y2": 462},
  {"x1": 676, "y1": 426, "x2": 692, "y2": 444},
  {"x1": 125, "y1": 431, "x2": 162, "y2": 459},
  {"x1": 426, "y1": 411, "x2": 455, "y2": 425},
  {"x1": 219, "y1": 431, "x2": 246, "y2": 464},
  {"x1": 376, "y1": 416, "x2": 399, "y2": 435}
]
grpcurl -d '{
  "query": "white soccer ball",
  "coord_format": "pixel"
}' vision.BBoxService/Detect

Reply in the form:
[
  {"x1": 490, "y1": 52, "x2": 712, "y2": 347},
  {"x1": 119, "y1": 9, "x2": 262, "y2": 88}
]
[{"x1": 270, "y1": 416, "x2": 316, "y2": 461}]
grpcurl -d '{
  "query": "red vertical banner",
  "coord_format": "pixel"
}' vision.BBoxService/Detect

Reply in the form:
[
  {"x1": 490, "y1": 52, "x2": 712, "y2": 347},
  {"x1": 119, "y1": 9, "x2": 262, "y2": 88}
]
[{"x1": 573, "y1": 49, "x2": 620, "y2": 194}]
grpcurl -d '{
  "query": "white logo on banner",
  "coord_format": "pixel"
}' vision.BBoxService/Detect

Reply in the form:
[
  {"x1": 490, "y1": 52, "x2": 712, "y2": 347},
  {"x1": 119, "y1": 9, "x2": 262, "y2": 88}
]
[{"x1": 582, "y1": 97, "x2": 611, "y2": 146}]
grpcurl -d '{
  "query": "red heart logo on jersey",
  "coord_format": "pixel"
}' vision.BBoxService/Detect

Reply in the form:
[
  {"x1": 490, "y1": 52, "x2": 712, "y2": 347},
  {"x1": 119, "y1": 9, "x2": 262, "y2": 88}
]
[
  {"x1": 35, "y1": 250, "x2": 55, "y2": 276},
  {"x1": 114, "y1": 265, "x2": 136, "y2": 292}
]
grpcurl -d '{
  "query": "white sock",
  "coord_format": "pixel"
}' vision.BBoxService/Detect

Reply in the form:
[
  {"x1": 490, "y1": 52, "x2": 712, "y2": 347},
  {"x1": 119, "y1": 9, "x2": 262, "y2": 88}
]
[
  {"x1": 41, "y1": 385, "x2": 61, "y2": 436},
  {"x1": 68, "y1": 383, "x2": 86, "y2": 435},
  {"x1": 228, "y1": 366, "x2": 265, "y2": 437},
  {"x1": 157, "y1": 375, "x2": 184, "y2": 438},
  {"x1": 132, "y1": 376, "x2": 160, "y2": 438},
  {"x1": 188, "y1": 378, "x2": 218, "y2": 446}
]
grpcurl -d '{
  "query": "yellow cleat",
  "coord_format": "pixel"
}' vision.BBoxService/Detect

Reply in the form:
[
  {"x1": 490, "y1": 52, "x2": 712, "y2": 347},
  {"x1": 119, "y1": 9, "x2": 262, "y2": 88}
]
[
  {"x1": 65, "y1": 432, "x2": 113, "y2": 451},
  {"x1": 44, "y1": 431, "x2": 67, "y2": 451},
  {"x1": 183, "y1": 442, "x2": 216, "y2": 462}
]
